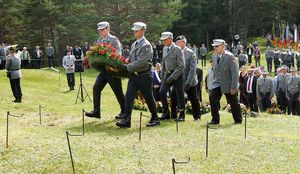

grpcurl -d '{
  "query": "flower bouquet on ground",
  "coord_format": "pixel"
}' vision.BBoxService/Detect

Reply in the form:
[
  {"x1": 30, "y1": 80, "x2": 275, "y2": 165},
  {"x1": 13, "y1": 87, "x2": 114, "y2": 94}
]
[
  {"x1": 200, "y1": 102, "x2": 211, "y2": 115},
  {"x1": 133, "y1": 99, "x2": 148, "y2": 111},
  {"x1": 86, "y1": 42, "x2": 130, "y2": 77},
  {"x1": 267, "y1": 99, "x2": 283, "y2": 114}
]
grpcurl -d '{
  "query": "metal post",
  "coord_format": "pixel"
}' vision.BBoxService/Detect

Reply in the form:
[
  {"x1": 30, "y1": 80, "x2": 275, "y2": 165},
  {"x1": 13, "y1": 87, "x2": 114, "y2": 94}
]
[
  {"x1": 80, "y1": 72, "x2": 84, "y2": 102},
  {"x1": 171, "y1": 158, "x2": 190, "y2": 174},
  {"x1": 39, "y1": 105, "x2": 42, "y2": 125},
  {"x1": 206, "y1": 123, "x2": 208, "y2": 158},
  {"x1": 245, "y1": 113, "x2": 247, "y2": 139},
  {"x1": 66, "y1": 131, "x2": 75, "y2": 174},
  {"x1": 6, "y1": 112, "x2": 9, "y2": 148},
  {"x1": 139, "y1": 112, "x2": 142, "y2": 142},
  {"x1": 176, "y1": 121, "x2": 179, "y2": 133},
  {"x1": 172, "y1": 158, "x2": 176, "y2": 174},
  {"x1": 82, "y1": 109, "x2": 85, "y2": 135}
]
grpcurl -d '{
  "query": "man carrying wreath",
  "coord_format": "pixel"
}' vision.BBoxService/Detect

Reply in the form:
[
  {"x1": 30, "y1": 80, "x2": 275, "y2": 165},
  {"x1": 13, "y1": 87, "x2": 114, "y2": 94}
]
[{"x1": 85, "y1": 21, "x2": 125, "y2": 119}]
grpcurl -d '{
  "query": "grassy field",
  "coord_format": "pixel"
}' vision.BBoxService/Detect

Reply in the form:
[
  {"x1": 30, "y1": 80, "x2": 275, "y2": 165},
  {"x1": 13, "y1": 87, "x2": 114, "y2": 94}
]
[{"x1": 0, "y1": 45, "x2": 299, "y2": 173}]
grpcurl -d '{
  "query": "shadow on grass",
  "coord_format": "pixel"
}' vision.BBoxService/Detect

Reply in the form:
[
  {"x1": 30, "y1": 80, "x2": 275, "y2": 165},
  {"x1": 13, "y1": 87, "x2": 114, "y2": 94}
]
[{"x1": 66, "y1": 118, "x2": 181, "y2": 136}]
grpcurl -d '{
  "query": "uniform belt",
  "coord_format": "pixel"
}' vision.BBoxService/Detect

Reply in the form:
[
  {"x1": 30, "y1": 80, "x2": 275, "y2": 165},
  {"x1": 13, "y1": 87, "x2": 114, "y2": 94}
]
[
  {"x1": 133, "y1": 69, "x2": 151, "y2": 76},
  {"x1": 9, "y1": 69, "x2": 20, "y2": 71}
]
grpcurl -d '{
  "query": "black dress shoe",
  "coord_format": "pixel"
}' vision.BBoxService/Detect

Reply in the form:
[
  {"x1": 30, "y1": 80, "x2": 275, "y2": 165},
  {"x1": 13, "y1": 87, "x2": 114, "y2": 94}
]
[
  {"x1": 234, "y1": 121, "x2": 242, "y2": 124},
  {"x1": 116, "y1": 119, "x2": 131, "y2": 128},
  {"x1": 159, "y1": 114, "x2": 170, "y2": 120},
  {"x1": 208, "y1": 121, "x2": 219, "y2": 125},
  {"x1": 171, "y1": 114, "x2": 177, "y2": 119},
  {"x1": 146, "y1": 119, "x2": 160, "y2": 127},
  {"x1": 85, "y1": 110, "x2": 101, "y2": 118},
  {"x1": 115, "y1": 113, "x2": 126, "y2": 119}
]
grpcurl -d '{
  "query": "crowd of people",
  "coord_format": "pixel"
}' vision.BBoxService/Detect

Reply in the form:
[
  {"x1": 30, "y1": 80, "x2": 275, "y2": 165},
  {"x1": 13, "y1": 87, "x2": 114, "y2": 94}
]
[{"x1": 3, "y1": 20, "x2": 300, "y2": 128}]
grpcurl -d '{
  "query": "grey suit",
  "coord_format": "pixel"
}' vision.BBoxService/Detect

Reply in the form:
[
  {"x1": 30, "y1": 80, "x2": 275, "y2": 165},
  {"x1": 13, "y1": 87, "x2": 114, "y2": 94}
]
[
  {"x1": 257, "y1": 77, "x2": 274, "y2": 111},
  {"x1": 5, "y1": 54, "x2": 22, "y2": 101},
  {"x1": 123, "y1": 37, "x2": 158, "y2": 120},
  {"x1": 277, "y1": 73, "x2": 291, "y2": 113},
  {"x1": 97, "y1": 34, "x2": 122, "y2": 54},
  {"x1": 286, "y1": 76, "x2": 300, "y2": 115},
  {"x1": 209, "y1": 50, "x2": 242, "y2": 124},
  {"x1": 160, "y1": 43, "x2": 185, "y2": 117}
]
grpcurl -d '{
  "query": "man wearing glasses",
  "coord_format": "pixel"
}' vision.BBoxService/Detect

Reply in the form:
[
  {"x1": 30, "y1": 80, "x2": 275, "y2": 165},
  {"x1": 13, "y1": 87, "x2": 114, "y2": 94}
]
[
  {"x1": 85, "y1": 21, "x2": 125, "y2": 120},
  {"x1": 209, "y1": 39, "x2": 242, "y2": 125}
]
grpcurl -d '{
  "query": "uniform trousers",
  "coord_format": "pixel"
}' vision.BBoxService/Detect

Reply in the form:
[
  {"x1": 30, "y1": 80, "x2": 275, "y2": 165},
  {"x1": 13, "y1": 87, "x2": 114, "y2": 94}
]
[
  {"x1": 124, "y1": 72, "x2": 158, "y2": 119},
  {"x1": 10, "y1": 78, "x2": 22, "y2": 100},
  {"x1": 160, "y1": 73, "x2": 185, "y2": 114},
  {"x1": 260, "y1": 92, "x2": 271, "y2": 112},
  {"x1": 209, "y1": 87, "x2": 242, "y2": 124},
  {"x1": 93, "y1": 72, "x2": 125, "y2": 113},
  {"x1": 279, "y1": 90, "x2": 289, "y2": 114},
  {"x1": 247, "y1": 93, "x2": 258, "y2": 112},
  {"x1": 288, "y1": 93, "x2": 300, "y2": 115},
  {"x1": 66, "y1": 73, "x2": 75, "y2": 88},
  {"x1": 266, "y1": 58, "x2": 272, "y2": 73},
  {"x1": 201, "y1": 55, "x2": 206, "y2": 66}
]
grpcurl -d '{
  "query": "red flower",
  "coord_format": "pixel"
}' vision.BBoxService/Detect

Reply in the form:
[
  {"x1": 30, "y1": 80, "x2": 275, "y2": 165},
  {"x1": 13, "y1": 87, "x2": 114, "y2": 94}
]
[
  {"x1": 97, "y1": 43, "x2": 102, "y2": 46},
  {"x1": 107, "y1": 44, "x2": 113, "y2": 49},
  {"x1": 102, "y1": 42, "x2": 107, "y2": 45},
  {"x1": 110, "y1": 53, "x2": 117, "y2": 58},
  {"x1": 99, "y1": 50, "x2": 106, "y2": 55},
  {"x1": 111, "y1": 48, "x2": 116, "y2": 53}
]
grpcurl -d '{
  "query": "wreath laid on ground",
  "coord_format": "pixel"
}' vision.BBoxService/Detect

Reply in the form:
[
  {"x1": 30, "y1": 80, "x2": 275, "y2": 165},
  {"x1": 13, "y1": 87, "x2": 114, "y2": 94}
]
[
  {"x1": 86, "y1": 42, "x2": 130, "y2": 77},
  {"x1": 186, "y1": 102, "x2": 211, "y2": 115}
]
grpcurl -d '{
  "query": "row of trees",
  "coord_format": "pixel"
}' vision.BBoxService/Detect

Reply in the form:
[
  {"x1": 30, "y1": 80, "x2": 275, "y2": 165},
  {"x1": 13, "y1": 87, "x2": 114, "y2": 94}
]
[{"x1": 2, "y1": 0, "x2": 300, "y2": 56}]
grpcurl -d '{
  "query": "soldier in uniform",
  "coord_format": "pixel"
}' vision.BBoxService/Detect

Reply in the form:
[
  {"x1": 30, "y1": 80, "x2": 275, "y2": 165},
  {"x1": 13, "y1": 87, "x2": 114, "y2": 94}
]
[
  {"x1": 238, "y1": 50, "x2": 247, "y2": 68},
  {"x1": 159, "y1": 32, "x2": 185, "y2": 121},
  {"x1": 6, "y1": 47, "x2": 22, "y2": 103},
  {"x1": 277, "y1": 65, "x2": 291, "y2": 114},
  {"x1": 286, "y1": 67, "x2": 300, "y2": 115},
  {"x1": 62, "y1": 49, "x2": 76, "y2": 90},
  {"x1": 209, "y1": 39, "x2": 242, "y2": 125},
  {"x1": 199, "y1": 44, "x2": 207, "y2": 67},
  {"x1": 257, "y1": 70, "x2": 274, "y2": 112},
  {"x1": 265, "y1": 46, "x2": 274, "y2": 73},
  {"x1": 116, "y1": 22, "x2": 160, "y2": 128},
  {"x1": 85, "y1": 21, "x2": 125, "y2": 119},
  {"x1": 171, "y1": 35, "x2": 201, "y2": 121},
  {"x1": 273, "y1": 47, "x2": 281, "y2": 73},
  {"x1": 286, "y1": 48, "x2": 294, "y2": 68}
]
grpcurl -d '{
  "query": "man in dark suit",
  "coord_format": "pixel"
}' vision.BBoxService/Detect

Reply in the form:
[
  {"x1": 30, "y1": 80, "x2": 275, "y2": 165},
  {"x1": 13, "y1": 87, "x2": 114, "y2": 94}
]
[
  {"x1": 116, "y1": 22, "x2": 160, "y2": 128},
  {"x1": 244, "y1": 67, "x2": 258, "y2": 112},
  {"x1": 82, "y1": 42, "x2": 89, "y2": 57},
  {"x1": 209, "y1": 39, "x2": 242, "y2": 125},
  {"x1": 73, "y1": 45, "x2": 82, "y2": 60},
  {"x1": 85, "y1": 21, "x2": 125, "y2": 119}
]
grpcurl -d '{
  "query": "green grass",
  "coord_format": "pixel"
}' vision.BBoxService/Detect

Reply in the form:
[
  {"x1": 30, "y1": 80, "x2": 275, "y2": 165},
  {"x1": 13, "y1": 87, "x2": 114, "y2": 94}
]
[{"x1": 0, "y1": 66, "x2": 299, "y2": 173}]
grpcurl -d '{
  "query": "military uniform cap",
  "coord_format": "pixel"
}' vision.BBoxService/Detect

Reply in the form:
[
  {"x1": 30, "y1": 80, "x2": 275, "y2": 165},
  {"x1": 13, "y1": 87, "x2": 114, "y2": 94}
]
[
  {"x1": 131, "y1": 22, "x2": 146, "y2": 31},
  {"x1": 175, "y1": 35, "x2": 186, "y2": 41},
  {"x1": 281, "y1": 65, "x2": 288, "y2": 69},
  {"x1": 160, "y1": 32, "x2": 173, "y2": 40},
  {"x1": 97, "y1": 21, "x2": 109, "y2": 30},
  {"x1": 262, "y1": 70, "x2": 268, "y2": 75},
  {"x1": 211, "y1": 39, "x2": 226, "y2": 46}
]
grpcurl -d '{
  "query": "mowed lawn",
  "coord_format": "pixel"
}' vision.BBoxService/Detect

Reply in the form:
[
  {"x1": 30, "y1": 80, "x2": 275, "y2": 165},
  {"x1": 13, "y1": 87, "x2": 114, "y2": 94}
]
[{"x1": 0, "y1": 67, "x2": 299, "y2": 174}]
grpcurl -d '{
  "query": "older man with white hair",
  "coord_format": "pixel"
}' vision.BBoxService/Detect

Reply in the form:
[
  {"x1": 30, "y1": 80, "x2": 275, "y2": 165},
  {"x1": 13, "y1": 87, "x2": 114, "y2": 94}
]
[{"x1": 209, "y1": 39, "x2": 242, "y2": 125}]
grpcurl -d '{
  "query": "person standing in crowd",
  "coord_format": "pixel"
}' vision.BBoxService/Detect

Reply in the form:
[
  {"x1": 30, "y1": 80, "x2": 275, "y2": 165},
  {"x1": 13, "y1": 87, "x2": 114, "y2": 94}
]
[
  {"x1": 209, "y1": 39, "x2": 242, "y2": 125},
  {"x1": 286, "y1": 67, "x2": 300, "y2": 115},
  {"x1": 266, "y1": 33, "x2": 272, "y2": 47},
  {"x1": 20, "y1": 47, "x2": 30, "y2": 69},
  {"x1": 116, "y1": 22, "x2": 160, "y2": 128},
  {"x1": 46, "y1": 43, "x2": 55, "y2": 67},
  {"x1": 273, "y1": 47, "x2": 281, "y2": 73},
  {"x1": 156, "y1": 41, "x2": 164, "y2": 63},
  {"x1": 196, "y1": 67, "x2": 203, "y2": 103},
  {"x1": 64, "y1": 45, "x2": 70, "y2": 56},
  {"x1": 257, "y1": 70, "x2": 274, "y2": 112},
  {"x1": 172, "y1": 35, "x2": 201, "y2": 121},
  {"x1": 73, "y1": 45, "x2": 82, "y2": 60},
  {"x1": 33, "y1": 45, "x2": 42, "y2": 69},
  {"x1": 238, "y1": 50, "x2": 247, "y2": 68},
  {"x1": 0, "y1": 44, "x2": 7, "y2": 70},
  {"x1": 246, "y1": 44, "x2": 254, "y2": 65},
  {"x1": 151, "y1": 42, "x2": 158, "y2": 66},
  {"x1": 244, "y1": 67, "x2": 258, "y2": 112},
  {"x1": 277, "y1": 65, "x2": 291, "y2": 114},
  {"x1": 82, "y1": 42, "x2": 89, "y2": 57},
  {"x1": 6, "y1": 47, "x2": 22, "y2": 103},
  {"x1": 62, "y1": 49, "x2": 76, "y2": 90},
  {"x1": 239, "y1": 65, "x2": 248, "y2": 106},
  {"x1": 85, "y1": 21, "x2": 125, "y2": 119},
  {"x1": 295, "y1": 47, "x2": 300, "y2": 71},
  {"x1": 153, "y1": 63, "x2": 162, "y2": 102},
  {"x1": 273, "y1": 67, "x2": 282, "y2": 107},
  {"x1": 254, "y1": 46, "x2": 261, "y2": 67},
  {"x1": 158, "y1": 32, "x2": 185, "y2": 121},
  {"x1": 286, "y1": 47, "x2": 294, "y2": 68},
  {"x1": 265, "y1": 46, "x2": 274, "y2": 73},
  {"x1": 281, "y1": 49, "x2": 288, "y2": 66},
  {"x1": 200, "y1": 44, "x2": 207, "y2": 67},
  {"x1": 192, "y1": 44, "x2": 198, "y2": 59}
]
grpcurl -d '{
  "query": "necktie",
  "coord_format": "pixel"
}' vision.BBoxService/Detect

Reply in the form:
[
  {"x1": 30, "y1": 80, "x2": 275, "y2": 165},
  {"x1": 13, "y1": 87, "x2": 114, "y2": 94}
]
[
  {"x1": 292, "y1": 77, "x2": 294, "y2": 81},
  {"x1": 167, "y1": 47, "x2": 170, "y2": 54},
  {"x1": 264, "y1": 78, "x2": 265, "y2": 82},
  {"x1": 217, "y1": 56, "x2": 220, "y2": 65},
  {"x1": 135, "y1": 41, "x2": 139, "y2": 48},
  {"x1": 247, "y1": 76, "x2": 252, "y2": 91}
]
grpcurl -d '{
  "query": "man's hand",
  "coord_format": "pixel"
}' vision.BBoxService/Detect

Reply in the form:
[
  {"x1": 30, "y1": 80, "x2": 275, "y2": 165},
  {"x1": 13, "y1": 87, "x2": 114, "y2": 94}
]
[
  {"x1": 154, "y1": 85, "x2": 160, "y2": 89},
  {"x1": 166, "y1": 77, "x2": 173, "y2": 84}
]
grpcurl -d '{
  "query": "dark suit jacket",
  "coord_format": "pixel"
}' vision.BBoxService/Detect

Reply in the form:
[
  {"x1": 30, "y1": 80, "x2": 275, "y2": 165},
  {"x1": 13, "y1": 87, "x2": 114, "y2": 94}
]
[{"x1": 244, "y1": 75, "x2": 257, "y2": 97}]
